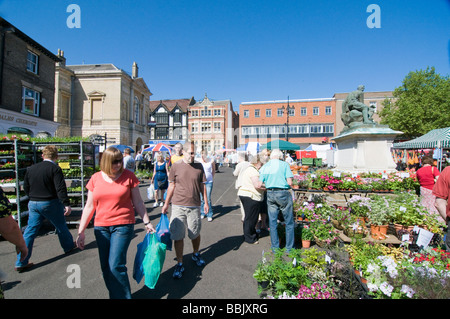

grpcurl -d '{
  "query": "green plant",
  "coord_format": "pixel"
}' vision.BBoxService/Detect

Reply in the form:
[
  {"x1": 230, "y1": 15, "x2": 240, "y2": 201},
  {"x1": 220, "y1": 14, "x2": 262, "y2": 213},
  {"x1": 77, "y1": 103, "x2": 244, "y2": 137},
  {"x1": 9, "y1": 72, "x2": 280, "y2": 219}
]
[
  {"x1": 367, "y1": 195, "x2": 391, "y2": 226},
  {"x1": 301, "y1": 225, "x2": 314, "y2": 241},
  {"x1": 301, "y1": 247, "x2": 332, "y2": 270}
]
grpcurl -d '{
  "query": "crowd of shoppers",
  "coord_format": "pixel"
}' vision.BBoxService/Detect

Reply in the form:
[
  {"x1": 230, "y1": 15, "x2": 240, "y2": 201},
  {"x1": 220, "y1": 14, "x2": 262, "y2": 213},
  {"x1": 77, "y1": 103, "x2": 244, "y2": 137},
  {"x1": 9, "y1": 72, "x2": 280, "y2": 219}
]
[{"x1": 3, "y1": 140, "x2": 449, "y2": 300}]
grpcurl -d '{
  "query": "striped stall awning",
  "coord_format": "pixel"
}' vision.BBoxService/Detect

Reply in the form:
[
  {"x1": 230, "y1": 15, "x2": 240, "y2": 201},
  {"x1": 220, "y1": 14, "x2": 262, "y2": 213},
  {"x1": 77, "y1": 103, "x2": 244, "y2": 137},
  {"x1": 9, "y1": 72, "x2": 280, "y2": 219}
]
[{"x1": 393, "y1": 127, "x2": 450, "y2": 149}]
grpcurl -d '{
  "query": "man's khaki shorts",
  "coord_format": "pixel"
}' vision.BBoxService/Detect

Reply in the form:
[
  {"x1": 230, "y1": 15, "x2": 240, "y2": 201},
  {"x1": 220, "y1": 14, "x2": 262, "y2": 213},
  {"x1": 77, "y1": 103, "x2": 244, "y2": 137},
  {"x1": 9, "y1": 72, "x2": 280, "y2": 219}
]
[{"x1": 169, "y1": 205, "x2": 202, "y2": 241}]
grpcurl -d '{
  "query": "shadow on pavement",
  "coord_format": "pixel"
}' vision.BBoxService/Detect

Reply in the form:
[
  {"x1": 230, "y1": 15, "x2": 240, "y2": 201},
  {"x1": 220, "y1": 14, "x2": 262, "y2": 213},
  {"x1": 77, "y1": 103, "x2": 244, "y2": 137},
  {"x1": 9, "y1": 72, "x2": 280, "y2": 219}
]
[{"x1": 132, "y1": 235, "x2": 243, "y2": 299}]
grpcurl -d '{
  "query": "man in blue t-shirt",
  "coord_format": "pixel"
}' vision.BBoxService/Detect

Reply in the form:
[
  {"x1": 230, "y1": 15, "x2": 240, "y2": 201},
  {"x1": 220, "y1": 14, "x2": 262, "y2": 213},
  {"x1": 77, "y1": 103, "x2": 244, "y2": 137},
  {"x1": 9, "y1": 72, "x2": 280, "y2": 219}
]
[{"x1": 259, "y1": 149, "x2": 294, "y2": 252}]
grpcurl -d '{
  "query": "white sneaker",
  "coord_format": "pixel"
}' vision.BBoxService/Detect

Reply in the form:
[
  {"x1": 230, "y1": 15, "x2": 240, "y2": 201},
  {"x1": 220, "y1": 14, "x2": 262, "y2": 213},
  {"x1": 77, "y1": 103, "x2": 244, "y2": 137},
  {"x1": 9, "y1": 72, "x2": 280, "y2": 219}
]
[
  {"x1": 207, "y1": 217, "x2": 212, "y2": 222},
  {"x1": 160, "y1": 202, "x2": 164, "y2": 207},
  {"x1": 153, "y1": 202, "x2": 159, "y2": 207}
]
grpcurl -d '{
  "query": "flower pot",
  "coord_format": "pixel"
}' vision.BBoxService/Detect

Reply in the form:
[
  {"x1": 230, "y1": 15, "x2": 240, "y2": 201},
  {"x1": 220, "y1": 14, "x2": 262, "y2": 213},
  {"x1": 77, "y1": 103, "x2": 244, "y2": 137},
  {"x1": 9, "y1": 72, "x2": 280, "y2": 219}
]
[
  {"x1": 370, "y1": 224, "x2": 388, "y2": 240},
  {"x1": 301, "y1": 239, "x2": 311, "y2": 248}
]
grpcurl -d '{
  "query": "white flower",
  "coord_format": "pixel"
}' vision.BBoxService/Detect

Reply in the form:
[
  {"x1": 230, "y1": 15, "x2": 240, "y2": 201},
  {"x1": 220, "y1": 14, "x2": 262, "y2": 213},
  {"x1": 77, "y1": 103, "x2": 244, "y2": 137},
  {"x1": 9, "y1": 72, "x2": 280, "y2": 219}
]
[
  {"x1": 366, "y1": 263, "x2": 377, "y2": 274},
  {"x1": 367, "y1": 283, "x2": 378, "y2": 292},
  {"x1": 380, "y1": 282, "x2": 394, "y2": 297},
  {"x1": 400, "y1": 285, "x2": 415, "y2": 298}
]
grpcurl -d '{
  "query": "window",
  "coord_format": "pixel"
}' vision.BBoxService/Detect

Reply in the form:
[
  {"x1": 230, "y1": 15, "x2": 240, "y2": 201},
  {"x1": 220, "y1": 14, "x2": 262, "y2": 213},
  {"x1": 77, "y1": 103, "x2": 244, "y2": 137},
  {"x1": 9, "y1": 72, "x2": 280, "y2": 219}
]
[
  {"x1": 370, "y1": 101, "x2": 377, "y2": 112},
  {"x1": 214, "y1": 122, "x2": 221, "y2": 132},
  {"x1": 301, "y1": 107, "x2": 307, "y2": 116},
  {"x1": 191, "y1": 110, "x2": 198, "y2": 117},
  {"x1": 243, "y1": 110, "x2": 249, "y2": 118},
  {"x1": 313, "y1": 107, "x2": 319, "y2": 115},
  {"x1": 173, "y1": 112, "x2": 182, "y2": 123},
  {"x1": 310, "y1": 125, "x2": 322, "y2": 133},
  {"x1": 323, "y1": 124, "x2": 334, "y2": 133},
  {"x1": 22, "y1": 87, "x2": 40, "y2": 116},
  {"x1": 255, "y1": 109, "x2": 260, "y2": 118},
  {"x1": 134, "y1": 97, "x2": 141, "y2": 124},
  {"x1": 288, "y1": 108, "x2": 295, "y2": 116},
  {"x1": 155, "y1": 112, "x2": 168, "y2": 124},
  {"x1": 214, "y1": 109, "x2": 221, "y2": 116},
  {"x1": 201, "y1": 107, "x2": 211, "y2": 117},
  {"x1": 156, "y1": 127, "x2": 168, "y2": 139},
  {"x1": 191, "y1": 123, "x2": 198, "y2": 133},
  {"x1": 277, "y1": 108, "x2": 283, "y2": 117},
  {"x1": 325, "y1": 106, "x2": 332, "y2": 115},
  {"x1": 266, "y1": 109, "x2": 272, "y2": 117},
  {"x1": 27, "y1": 51, "x2": 38, "y2": 74},
  {"x1": 201, "y1": 122, "x2": 211, "y2": 132}
]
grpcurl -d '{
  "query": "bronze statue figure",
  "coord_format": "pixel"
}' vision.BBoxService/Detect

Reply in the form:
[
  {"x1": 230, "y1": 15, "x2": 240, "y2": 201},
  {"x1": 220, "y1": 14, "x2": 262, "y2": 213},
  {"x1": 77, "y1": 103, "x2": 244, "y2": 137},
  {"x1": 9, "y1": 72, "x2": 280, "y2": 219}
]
[{"x1": 341, "y1": 85, "x2": 376, "y2": 129}]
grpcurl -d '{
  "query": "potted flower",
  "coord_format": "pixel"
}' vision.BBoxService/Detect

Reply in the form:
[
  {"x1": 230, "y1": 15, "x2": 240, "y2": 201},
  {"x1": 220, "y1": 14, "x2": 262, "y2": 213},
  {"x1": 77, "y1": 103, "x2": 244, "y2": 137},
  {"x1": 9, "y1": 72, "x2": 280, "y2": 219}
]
[
  {"x1": 347, "y1": 195, "x2": 371, "y2": 225},
  {"x1": 367, "y1": 195, "x2": 391, "y2": 240},
  {"x1": 344, "y1": 216, "x2": 367, "y2": 239},
  {"x1": 310, "y1": 219, "x2": 338, "y2": 247},
  {"x1": 301, "y1": 225, "x2": 314, "y2": 248},
  {"x1": 331, "y1": 206, "x2": 351, "y2": 230}
]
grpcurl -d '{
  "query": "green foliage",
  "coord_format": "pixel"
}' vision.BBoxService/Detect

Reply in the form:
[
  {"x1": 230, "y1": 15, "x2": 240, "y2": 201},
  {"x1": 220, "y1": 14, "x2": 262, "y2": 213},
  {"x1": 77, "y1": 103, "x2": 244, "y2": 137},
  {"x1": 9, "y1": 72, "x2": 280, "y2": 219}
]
[{"x1": 379, "y1": 66, "x2": 450, "y2": 138}]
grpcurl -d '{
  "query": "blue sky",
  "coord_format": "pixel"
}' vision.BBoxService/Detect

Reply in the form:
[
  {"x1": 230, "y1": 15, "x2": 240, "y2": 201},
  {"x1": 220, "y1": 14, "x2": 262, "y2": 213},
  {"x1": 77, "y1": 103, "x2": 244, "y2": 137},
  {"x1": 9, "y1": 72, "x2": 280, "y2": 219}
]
[{"x1": 1, "y1": 0, "x2": 449, "y2": 111}]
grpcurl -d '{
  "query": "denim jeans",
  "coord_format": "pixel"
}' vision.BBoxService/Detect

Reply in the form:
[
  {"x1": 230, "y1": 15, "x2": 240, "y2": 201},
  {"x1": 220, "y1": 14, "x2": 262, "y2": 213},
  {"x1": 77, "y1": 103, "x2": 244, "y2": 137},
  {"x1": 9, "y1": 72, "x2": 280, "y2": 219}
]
[
  {"x1": 200, "y1": 181, "x2": 213, "y2": 218},
  {"x1": 266, "y1": 190, "x2": 294, "y2": 252},
  {"x1": 16, "y1": 199, "x2": 74, "y2": 267},
  {"x1": 94, "y1": 224, "x2": 134, "y2": 299}
]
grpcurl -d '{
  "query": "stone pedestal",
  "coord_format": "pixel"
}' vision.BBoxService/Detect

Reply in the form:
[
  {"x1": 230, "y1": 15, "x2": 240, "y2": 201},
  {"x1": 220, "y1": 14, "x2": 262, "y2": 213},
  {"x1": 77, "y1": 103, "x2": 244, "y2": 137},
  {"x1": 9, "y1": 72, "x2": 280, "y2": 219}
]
[{"x1": 332, "y1": 125, "x2": 402, "y2": 173}]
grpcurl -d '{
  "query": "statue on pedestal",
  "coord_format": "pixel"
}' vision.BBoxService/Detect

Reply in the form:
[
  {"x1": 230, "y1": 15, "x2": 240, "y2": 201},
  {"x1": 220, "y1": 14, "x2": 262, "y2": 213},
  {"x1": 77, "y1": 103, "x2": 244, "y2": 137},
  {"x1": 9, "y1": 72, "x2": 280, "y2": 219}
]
[{"x1": 341, "y1": 85, "x2": 376, "y2": 130}]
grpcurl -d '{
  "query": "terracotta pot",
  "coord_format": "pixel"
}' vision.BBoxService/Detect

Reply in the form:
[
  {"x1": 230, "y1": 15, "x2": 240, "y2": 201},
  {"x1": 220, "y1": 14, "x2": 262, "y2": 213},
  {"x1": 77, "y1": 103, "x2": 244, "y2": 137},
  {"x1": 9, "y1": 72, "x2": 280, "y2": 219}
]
[
  {"x1": 302, "y1": 240, "x2": 311, "y2": 248},
  {"x1": 370, "y1": 224, "x2": 388, "y2": 240}
]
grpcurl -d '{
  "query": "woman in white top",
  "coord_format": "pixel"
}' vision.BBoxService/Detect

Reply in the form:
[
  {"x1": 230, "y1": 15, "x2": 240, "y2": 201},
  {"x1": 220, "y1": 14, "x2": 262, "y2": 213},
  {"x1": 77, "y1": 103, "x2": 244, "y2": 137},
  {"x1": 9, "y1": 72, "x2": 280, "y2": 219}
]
[
  {"x1": 199, "y1": 150, "x2": 215, "y2": 221},
  {"x1": 237, "y1": 154, "x2": 265, "y2": 244}
]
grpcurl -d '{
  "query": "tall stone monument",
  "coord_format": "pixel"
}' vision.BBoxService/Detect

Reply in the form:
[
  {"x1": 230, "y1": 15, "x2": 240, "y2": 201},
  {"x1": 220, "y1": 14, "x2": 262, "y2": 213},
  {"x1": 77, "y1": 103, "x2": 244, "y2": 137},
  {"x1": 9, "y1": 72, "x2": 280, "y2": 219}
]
[{"x1": 332, "y1": 85, "x2": 402, "y2": 173}]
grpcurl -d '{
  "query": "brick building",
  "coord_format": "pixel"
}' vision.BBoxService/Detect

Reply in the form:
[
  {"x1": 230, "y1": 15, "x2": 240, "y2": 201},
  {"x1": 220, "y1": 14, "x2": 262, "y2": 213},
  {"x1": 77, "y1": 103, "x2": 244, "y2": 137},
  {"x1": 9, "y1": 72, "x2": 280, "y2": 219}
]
[
  {"x1": 0, "y1": 17, "x2": 60, "y2": 136},
  {"x1": 239, "y1": 97, "x2": 336, "y2": 148},
  {"x1": 189, "y1": 94, "x2": 238, "y2": 153}
]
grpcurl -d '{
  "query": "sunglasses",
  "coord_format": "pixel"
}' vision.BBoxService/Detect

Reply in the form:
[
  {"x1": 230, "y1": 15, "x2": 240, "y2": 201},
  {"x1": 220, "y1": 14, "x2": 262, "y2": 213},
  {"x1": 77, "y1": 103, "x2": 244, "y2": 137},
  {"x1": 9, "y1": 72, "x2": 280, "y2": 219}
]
[{"x1": 112, "y1": 159, "x2": 122, "y2": 165}]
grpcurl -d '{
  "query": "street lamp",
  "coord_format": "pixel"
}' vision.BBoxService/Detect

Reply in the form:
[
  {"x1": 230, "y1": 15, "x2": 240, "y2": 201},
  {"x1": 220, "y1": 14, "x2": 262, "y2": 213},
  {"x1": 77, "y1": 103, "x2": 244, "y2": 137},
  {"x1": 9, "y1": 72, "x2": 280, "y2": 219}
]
[{"x1": 281, "y1": 96, "x2": 295, "y2": 141}]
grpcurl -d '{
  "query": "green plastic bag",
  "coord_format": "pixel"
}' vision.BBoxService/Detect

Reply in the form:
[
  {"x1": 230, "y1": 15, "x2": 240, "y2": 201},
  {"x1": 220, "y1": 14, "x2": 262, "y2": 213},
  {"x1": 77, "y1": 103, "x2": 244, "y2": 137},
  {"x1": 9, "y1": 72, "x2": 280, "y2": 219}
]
[{"x1": 143, "y1": 232, "x2": 167, "y2": 289}]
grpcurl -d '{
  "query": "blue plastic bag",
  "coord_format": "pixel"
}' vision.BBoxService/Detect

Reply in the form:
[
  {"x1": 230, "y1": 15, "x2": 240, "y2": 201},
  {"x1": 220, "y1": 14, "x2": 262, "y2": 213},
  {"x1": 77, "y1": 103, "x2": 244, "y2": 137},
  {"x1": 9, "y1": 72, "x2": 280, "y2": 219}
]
[
  {"x1": 133, "y1": 232, "x2": 151, "y2": 284},
  {"x1": 156, "y1": 213, "x2": 172, "y2": 251},
  {"x1": 143, "y1": 232, "x2": 167, "y2": 289}
]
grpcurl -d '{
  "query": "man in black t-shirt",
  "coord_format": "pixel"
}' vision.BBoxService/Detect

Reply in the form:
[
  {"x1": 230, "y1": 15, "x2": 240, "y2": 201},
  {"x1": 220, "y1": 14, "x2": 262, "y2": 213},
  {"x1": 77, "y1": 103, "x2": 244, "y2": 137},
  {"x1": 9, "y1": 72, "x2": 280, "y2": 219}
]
[{"x1": 15, "y1": 145, "x2": 75, "y2": 272}]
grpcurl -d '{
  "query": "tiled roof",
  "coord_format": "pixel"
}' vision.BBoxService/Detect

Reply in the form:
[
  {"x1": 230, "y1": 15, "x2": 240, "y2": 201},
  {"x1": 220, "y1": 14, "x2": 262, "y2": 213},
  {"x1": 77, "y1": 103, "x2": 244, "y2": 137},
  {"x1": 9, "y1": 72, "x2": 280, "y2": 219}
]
[{"x1": 150, "y1": 97, "x2": 195, "y2": 112}]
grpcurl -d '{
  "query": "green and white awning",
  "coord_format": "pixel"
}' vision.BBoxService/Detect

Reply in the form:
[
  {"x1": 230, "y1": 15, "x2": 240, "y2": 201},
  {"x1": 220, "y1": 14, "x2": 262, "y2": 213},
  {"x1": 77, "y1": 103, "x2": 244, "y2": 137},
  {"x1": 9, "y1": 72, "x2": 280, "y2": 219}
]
[{"x1": 393, "y1": 127, "x2": 450, "y2": 149}]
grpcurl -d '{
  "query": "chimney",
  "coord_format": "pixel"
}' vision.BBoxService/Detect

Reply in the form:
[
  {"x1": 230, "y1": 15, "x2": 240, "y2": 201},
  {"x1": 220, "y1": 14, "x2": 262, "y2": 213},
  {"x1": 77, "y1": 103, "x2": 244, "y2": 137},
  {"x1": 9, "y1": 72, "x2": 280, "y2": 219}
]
[
  {"x1": 57, "y1": 49, "x2": 66, "y2": 66},
  {"x1": 132, "y1": 61, "x2": 138, "y2": 78}
]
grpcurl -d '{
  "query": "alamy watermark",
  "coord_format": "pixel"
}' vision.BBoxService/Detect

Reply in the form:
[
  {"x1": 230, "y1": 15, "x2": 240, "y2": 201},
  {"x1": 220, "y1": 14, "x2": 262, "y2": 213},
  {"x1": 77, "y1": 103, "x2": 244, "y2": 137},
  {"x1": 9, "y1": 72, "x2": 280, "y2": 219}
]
[
  {"x1": 66, "y1": 264, "x2": 81, "y2": 288},
  {"x1": 366, "y1": 4, "x2": 381, "y2": 29},
  {"x1": 66, "y1": 4, "x2": 81, "y2": 29}
]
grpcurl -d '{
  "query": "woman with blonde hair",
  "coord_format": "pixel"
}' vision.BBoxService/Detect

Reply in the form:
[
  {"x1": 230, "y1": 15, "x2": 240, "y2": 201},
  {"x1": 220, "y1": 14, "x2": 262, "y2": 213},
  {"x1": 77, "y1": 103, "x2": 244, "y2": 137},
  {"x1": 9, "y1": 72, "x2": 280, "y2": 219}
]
[
  {"x1": 238, "y1": 153, "x2": 266, "y2": 244},
  {"x1": 76, "y1": 146, "x2": 155, "y2": 299},
  {"x1": 151, "y1": 151, "x2": 169, "y2": 207}
]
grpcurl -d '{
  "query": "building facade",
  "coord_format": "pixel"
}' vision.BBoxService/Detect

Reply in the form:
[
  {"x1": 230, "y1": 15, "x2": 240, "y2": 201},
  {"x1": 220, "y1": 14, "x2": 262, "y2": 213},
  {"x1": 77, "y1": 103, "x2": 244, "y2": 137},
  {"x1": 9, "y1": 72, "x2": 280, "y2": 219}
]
[
  {"x1": 239, "y1": 98, "x2": 336, "y2": 148},
  {"x1": 55, "y1": 56, "x2": 152, "y2": 151},
  {"x1": 149, "y1": 98, "x2": 194, "y2": 145},
  {"x1": 188, "y1": 94, "x2": 238, "y2": 153},
  {"x1": 0, "y1": 18, "x2": 60, "y2": 136}
]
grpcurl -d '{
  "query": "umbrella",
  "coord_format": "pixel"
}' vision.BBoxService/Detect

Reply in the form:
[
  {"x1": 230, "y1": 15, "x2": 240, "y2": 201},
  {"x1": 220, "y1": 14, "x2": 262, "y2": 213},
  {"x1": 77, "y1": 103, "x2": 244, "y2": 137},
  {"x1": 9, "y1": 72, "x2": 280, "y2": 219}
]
[
  {"x1": 261, "y1": 139, "x2": 300, "y2": 151},
  {"x1": 142, "y1": 143, "x2": 172, "y2": 154},
  {"x1": 109, "y1": 144, "x2": 135, "y2": 153}
]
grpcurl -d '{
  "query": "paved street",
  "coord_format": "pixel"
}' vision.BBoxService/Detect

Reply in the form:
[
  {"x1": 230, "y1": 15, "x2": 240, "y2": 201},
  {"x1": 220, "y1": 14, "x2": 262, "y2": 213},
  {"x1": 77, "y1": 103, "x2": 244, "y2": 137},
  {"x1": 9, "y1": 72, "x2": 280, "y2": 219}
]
[{"x1": 0, "y1": 166, "x2": 270, "y2": 299}]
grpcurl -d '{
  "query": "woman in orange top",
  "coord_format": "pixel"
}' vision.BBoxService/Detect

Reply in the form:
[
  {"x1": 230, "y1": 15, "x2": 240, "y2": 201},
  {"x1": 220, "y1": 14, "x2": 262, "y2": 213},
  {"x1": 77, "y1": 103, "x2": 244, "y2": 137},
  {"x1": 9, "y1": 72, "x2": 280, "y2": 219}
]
[{"x1": 76, "y1": 147, "x2": 155, "y2": 299}]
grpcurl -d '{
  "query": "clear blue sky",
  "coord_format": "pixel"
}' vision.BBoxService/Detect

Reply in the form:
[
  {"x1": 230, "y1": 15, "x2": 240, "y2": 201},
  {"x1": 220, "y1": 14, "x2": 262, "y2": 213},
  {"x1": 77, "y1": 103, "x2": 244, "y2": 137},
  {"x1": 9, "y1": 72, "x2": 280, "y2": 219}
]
[{"x1": 1, "y1": 0, "x2": 449, "y2": 111}]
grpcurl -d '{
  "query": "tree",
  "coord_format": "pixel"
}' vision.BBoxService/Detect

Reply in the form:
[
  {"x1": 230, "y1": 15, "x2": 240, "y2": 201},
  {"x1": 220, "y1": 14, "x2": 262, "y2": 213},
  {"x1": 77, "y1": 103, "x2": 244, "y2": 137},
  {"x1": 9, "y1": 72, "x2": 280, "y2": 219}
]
[{"x1": 379, "y1": 67, "x2": 450, "y2": 138}]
